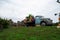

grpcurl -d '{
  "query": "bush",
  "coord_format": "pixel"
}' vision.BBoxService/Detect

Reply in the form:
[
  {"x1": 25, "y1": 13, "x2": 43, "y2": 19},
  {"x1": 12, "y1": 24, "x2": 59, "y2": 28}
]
[
  {"x1": 53, "y1": 22, "x2": 58, "y2": 26},
  {"x1": 3, "y1": 19, "x2": 10, "y2": 28},
  {"x1": 0, "y1": 18, "x2": 10, "y2": 29}
]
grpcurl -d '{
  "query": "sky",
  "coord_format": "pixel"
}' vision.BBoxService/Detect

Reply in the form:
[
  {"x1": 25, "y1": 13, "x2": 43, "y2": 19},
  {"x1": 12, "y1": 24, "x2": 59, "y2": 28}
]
[{"x1": 0, "y1": 0, "x2": 60, "y2": 23}]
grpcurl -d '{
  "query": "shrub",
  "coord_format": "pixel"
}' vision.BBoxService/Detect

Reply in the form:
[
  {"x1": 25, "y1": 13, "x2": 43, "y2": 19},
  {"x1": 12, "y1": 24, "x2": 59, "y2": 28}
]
[
  {"x1": 3, "y1": 19, "x2": 10, "y2": 28},
  {"x1": 0, "y1": 18, "x2": 10, "y2": 29},
  {"x1": 53, "y1": 22, "x2": 58, "y2": 26}
]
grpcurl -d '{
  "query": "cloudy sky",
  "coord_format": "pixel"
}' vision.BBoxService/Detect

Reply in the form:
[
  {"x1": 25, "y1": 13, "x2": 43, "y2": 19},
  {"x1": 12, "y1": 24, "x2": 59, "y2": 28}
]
[{"x1": 0, "y1": 0, "x2": 60, "y2": 23}]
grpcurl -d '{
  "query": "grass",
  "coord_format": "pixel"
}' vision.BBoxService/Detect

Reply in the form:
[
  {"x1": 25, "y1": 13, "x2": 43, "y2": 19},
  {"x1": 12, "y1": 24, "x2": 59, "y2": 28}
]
[{"x1": 0, "y1": 26, "x2": 60, "y2": 40}]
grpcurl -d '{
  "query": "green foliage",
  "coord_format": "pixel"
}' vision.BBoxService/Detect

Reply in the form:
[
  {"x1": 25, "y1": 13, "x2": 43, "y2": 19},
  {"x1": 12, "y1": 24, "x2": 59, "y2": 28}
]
[
  {"x1": 0, "y1": 18, "x2": 4, "y2": 24},
  {"x1": 53, "y1": 22, "x2": 58, "y2": 26},
  {"x1": 0, "y1": 17, "x2": 10, "y2": 29},
  {"x1": 3, "y1": 19, "x2": 10, "y2": 28}
]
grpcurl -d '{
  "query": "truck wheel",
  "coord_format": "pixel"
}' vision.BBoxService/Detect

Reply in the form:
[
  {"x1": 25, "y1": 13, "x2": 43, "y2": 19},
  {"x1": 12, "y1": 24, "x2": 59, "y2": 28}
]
[{"x1": 40, "y1": 22, "x2": 46, "y2": 26}]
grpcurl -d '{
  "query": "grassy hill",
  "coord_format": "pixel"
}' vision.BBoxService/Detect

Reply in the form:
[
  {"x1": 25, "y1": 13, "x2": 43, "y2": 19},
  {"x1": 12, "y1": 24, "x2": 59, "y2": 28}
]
[{"x1": 0, "y1": 26, "x2": 60, "y2": 40}]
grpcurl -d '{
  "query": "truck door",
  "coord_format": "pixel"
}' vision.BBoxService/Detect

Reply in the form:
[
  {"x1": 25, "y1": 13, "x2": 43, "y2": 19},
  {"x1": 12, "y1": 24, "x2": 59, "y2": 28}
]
[{"x1": 35, "y1": 16, "x2": 41, "y2": 25}]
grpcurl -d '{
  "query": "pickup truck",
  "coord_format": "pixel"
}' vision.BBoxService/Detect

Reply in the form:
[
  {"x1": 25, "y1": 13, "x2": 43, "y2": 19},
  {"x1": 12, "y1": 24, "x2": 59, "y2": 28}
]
[{"x1": 35, "y1": 16, "x2": 52, "y2": 26}]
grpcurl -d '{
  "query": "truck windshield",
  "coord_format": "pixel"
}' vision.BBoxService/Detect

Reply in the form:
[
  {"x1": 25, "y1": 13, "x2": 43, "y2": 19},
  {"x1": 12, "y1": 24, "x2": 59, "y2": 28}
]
[{"x1": 36, "y1": 16, "x2": 44, "y2": 18}]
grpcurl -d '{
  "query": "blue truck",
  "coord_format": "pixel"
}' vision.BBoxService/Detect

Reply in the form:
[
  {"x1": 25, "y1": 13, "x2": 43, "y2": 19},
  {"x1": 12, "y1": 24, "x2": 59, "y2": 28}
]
[{"x1": 23, "y1": 15, "x2": 53, "y2": 26}]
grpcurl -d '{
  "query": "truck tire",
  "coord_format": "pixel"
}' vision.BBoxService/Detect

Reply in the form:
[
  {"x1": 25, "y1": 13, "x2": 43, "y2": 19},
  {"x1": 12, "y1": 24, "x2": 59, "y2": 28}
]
[{"x1": 40, "y1": 22, "x2": 47, "y2": 26}]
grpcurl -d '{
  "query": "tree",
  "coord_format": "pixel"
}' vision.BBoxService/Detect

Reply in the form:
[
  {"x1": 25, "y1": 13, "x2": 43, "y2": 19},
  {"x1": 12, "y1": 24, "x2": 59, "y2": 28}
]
[
  {"x1": 9, "y1": 19, "x2": 13, "y2": 26},
  {"x1": 0, "y1": 17, "x2": 10, "y2": 30}
]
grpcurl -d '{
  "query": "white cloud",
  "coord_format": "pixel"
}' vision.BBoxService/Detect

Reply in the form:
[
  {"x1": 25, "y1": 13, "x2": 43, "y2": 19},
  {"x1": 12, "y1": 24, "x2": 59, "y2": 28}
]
[{"x1": 0, "y1": 0, "x2": 60, "y2": 23}]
